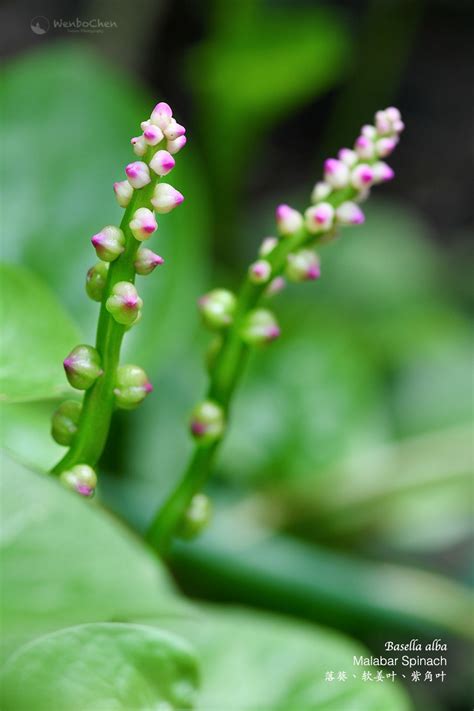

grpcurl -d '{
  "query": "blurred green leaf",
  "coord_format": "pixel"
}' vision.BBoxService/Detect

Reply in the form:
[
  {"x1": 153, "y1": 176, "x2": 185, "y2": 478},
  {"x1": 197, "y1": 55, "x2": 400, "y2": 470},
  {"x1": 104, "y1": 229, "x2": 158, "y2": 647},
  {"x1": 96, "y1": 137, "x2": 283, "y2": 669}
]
[
  {"x1": 0, "y1": 452, "x2": 185, "y2": 662},
  {"x1": 0, "y1": 623, "x2": 198, "y2": 711},
  {"x1": 158, "y1": 606, "x2": 411, "y2": 711},
  {"x1": 0, "y1": 400, "x2": 65, "y2": 470},
  {"x1": 0, "y1": 43, "x2": 209, "y2": 368},
  {"x1": 0, "y1": 264, "x2": 80, "y2": 403}
]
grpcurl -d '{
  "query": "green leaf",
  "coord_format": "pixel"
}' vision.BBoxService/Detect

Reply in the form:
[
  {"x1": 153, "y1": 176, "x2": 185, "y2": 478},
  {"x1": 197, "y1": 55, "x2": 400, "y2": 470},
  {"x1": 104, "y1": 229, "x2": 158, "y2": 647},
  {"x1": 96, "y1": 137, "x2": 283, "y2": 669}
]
[
  {"x1": 159, "y1": 606, "x2": 411, "y2": 711},
  {"x1": 0, "y1": 43, "x2": 208, "y2": 368},
  {"x1": 0, "y1": 452, "x2": 185, "y2": 663},
  {"x1": 0, "y1": 264, "x2": 80, "y2": 403},
  {"x1": 0, "y1": 623, "x2": 198, "y2": 711},
  {"x1": 0, "y1": 400, "x2": 65, "y2": 470}
]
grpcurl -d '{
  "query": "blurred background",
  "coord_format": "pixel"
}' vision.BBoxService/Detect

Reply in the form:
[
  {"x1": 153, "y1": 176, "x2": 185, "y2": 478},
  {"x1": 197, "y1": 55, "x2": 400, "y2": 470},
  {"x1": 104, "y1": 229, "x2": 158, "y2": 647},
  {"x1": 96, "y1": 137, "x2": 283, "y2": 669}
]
[{"x1": 1, "y1": 1, "x2": 473, "y2": 709}]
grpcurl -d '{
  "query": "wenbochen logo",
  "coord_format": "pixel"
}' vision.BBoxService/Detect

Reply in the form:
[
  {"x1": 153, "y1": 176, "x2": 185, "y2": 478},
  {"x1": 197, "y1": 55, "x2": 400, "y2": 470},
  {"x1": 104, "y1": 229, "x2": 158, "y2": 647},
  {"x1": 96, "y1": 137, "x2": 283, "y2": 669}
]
[{"x1": 30, "y1": 16, "x2": 50, "y2": 35}]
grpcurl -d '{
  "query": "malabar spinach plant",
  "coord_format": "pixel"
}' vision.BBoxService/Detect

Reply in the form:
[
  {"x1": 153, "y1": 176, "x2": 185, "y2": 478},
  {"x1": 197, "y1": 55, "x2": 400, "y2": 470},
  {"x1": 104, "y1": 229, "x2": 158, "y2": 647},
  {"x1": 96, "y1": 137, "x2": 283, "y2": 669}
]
[{"x1": 49, "y1": 101, "x2": 404, "y2": 553}]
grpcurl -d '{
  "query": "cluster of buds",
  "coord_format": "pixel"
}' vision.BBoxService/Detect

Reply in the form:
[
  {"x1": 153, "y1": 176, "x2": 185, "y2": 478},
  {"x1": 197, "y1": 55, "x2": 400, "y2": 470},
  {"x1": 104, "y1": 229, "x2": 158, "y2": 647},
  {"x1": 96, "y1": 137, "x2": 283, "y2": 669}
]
[{"x1": 56, "y1": 101, "x2": 187, "y2": 495}]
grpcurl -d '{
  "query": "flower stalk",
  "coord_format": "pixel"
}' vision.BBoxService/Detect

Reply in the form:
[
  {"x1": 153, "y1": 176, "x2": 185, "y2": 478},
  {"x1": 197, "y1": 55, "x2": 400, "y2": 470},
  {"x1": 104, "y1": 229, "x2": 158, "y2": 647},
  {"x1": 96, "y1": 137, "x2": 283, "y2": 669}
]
[{"x1": 146, "y1": 107, "x2": 404, "y2": 553}]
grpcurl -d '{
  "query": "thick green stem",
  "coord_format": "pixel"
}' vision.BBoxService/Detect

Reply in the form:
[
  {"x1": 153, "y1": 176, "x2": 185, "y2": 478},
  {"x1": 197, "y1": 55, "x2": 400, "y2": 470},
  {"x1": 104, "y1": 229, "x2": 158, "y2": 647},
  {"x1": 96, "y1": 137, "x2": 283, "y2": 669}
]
[{"x1": 51, "y1": 168, "x2": 159, "y2": 475}]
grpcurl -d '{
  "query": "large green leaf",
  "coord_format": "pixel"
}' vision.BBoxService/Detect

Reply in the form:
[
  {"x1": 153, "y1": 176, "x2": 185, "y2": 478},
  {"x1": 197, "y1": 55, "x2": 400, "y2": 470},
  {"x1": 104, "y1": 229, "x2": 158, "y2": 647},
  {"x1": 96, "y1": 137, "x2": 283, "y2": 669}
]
[
  {"x1": 0, "y1": 264, "x2": 80, "y2": 403},
  {"x1": 0, "y1": 400, "x2": 65, "y2": 471},
  {"x1": 0, "y1": 622, "x2": 198, "y2": 711},
  {"x1": 159, "y1": 606, "x2": 411, "y2": 711},
  {"x1": 0, "y1": 452, "x2": 185, "y2": 663},
  {"x1": 0, "y1": 43, "x2": 208, "y2": 368}
]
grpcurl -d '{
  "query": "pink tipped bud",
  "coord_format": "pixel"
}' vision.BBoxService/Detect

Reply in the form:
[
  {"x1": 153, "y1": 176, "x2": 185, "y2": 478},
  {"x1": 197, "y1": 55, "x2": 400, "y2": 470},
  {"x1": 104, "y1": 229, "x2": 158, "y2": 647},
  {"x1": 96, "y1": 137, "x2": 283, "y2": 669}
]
[
  {"x1": 351, "y1": 163, "x2": 374, "y2": 190},
  {"x1": 337, "y1": 149, "x2": 357, "y2": 167},
  {"x1": 166, "y1": 135, "x2": 187, "y2": 155},
  {"x1": 248, "y1": 259, "x2": 272, "y2": 284},
  {"x1": 392, "y1": 119, "x2": 405, "y2": 134},
  {"x1": 385, "y1": 106, "x2": 401, "y2": 123},
  {"x1": 91, "y1": 225, "x2": 125, "y2": 262},
  {"x1": 150, "y1": 150, "x2": 175, "y2": 176},
  {"x1": 240, "y1": 309, "x2": 280, "y2": 346},
  {"x1": 311, "y1": 181, "x2": 332, "y2": 204},
  {"x1": 151, "y1": 182, "x2": 184, "y2": 213},
  {"x1": 106, "y1": 281, "x2": 143, "y2": 326},
  {"x1": 336, "y1": 201, "x2": 365, "y2": 225},
  {"x1": 125, "y1": 161, "x2": 151, "y2": 189},
  {"x1": 323, "y1": 158, "x2": 350, "y2": 189},
  {"x1": 372, "y1": 161, "x2": 395, "y2": 183},
  {"x1": 286, "y1": 249, "x2": 321, "y2": 283},
  {"x1": 189, "y1": 400, "x2": 225, "y2": 443},
  {"x1": 114, "y1": 364, "x2": 152, "y2": 410},
  {"x1": 375, "y1": 137, "x2": 398, "y2": 158},
  {"x1": 134, "y1": 247, "x2": 164, "y2": 275},
  {"x1": 113, "y1": 180, "x2": 133, "y2": 208},
  {"x1": 266, "y1": 276, "x2": 286, "y2": 296},
  {"x1": 361, "y1": 124, "x2": 377, "y2": 139},
  {"x1": 164, "y1": 119, "x2": 186, "y2": 140},
  {"x1": 140, "y1": 120, "x2": 151, "y2": 131},
  {"x1": 304, "y1": 202, "x2": 335, "y2": 234},
  {"x1": 375, "y1": 110, "x2": 392, "y2": 134},
  {"x1": 61, "y1": 464, "x2": 97, "y2": 498},
  {"x1": 63, "y1": 345, "x2": 102, "y2": 390},
  {"x1": 259, "y1": 236, "x2": 278, "y2": 257},
  {"x1": 131, "y1": 135, "x2": 147, "y2": 157},
  {"x1": 143, "y1": 124, "x2": 164, "y2": 146},
  {"x1": 354, "y1": 135, "x2": 375, "y2": 160},
  {"x1": 275, "y1": 204, "x2": 303, "y2": 236},
  {"x1": 150, "y1": 101, "x2": 173, "y2": 130},
  {"x1": 129, "y1": 207, "x2": 157, "y2": 241},
  {"x1": 199, "y1": 289, "x2": 236, "y2": 329}
]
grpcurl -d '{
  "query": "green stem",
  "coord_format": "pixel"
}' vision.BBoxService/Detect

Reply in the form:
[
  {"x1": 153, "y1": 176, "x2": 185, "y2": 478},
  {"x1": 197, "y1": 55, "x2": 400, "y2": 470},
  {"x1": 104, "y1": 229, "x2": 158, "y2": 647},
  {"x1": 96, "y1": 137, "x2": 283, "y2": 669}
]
[{"x1": 51, "y1": 164, "x2": 159, "y2": 475}]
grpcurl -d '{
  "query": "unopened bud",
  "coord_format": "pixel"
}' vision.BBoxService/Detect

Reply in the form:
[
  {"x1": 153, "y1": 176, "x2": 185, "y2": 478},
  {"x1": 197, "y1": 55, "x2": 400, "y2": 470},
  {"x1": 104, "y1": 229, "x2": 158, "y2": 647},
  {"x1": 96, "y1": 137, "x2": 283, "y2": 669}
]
[
  {"x1": 125, "y1": 161, "x2": 151, "y2": 189},
  {"x1": 178, "y1": 493, "x2": 212, "y2": 539},
  {"x1": 266, "y1": 276, "x2": 286, "y2": 297},
  {"x1": 275, "y1": 204, "x2": 303, "y2": 236},
  {"x1": 150, "y1": 150, "x2": 175, "y2": 176},
  {"x1": 324, "y1": 158, "x2": 350, "y2": 189},
  {"x1": 240, "y1": 309, "x2": 280, "y2": 345},
  {"x1": 354, "y1": 135, "x2": 375, "y2": 160},
  {"x1": 129, "y1": 207, "x2": 157, "y2": 241},
  {"x1": 63, "y1": 345, "x2": 102, "y2": 390},
  {"x1": 60, "y1": 464, "x2": 97, "y2": 498},
  {"x1": 134, "y1": 248, "x2": 164, "y2": 275},
  {"x1": 113, "y1": 180, "x2": 133, "y2": 208},
  {"x1": 335, "y1": 201, "x2": 365, "y2": 225},
  {"x1": 86, "y1": 261, "x2": 109, "y2": 302},
  {"x1": 166, "y1": 136, "x2": 187, "y2": 155},
  {"x1": 361, "y1": 124, "x2": 377, "y2": 140},
  {"x1": 304, "y1": 202, "x2": 335, "y2": 234},
  {"x1": 310, "y1": 181, "x2": 332, "y2": 204},
  {"x1": 131, "y1": 135, "x2": 147, "y2": 157},
  {"x1": 375, "y1": 137, "x2": 398, "y2": 158},
  {"x1": 259, "y1": 236, "x2": 278, "y2": 257},
  {"x1": 351, "y1": 163, "x2": 374, "y2": 190},
  {"x1": 375, "y1": 110, "x2": 392, "y2": 134},
  {"x1": 91, "y1": 225, "x2": 125, "y2": 262},
  {"x1": 248, "y1": 259, "x2": 271, "y2": 284},
  {"x1": 51, "y1": 400, "x2": 82, "y2": 446},
  {"x1": 150, "y1": 101, "x2": 173, "y2": 130},
  {"x1": 151, "y1": 183, "x2": 184, "y2": 213},
  {"x1": 372, "y1": 161, "x2": 395, "y2": 183},
  {"x1": 198, "y1": 289, "x2": 236, "y2": 329},
  {"x1": 164, "y1": 119, "x2": 186, "y2": 141},
  {"x1": 337, "y1": 149, "x2": 358, "y2": 167},
  {"x1": 106, "y1": 281, "x2": 143, "y2": 326},
  {"x1": 189, "y1": 400, "x2": 225, "y2": 443},
  {"x1": 114, "y1": 364, "x2": 152, "y2": 410},
  {"x1": 286, "y1": 249, "x2": 321, "y2": 282},
  {"x1": 143, "y1": 124, "x2": 164, "y2": 146}
]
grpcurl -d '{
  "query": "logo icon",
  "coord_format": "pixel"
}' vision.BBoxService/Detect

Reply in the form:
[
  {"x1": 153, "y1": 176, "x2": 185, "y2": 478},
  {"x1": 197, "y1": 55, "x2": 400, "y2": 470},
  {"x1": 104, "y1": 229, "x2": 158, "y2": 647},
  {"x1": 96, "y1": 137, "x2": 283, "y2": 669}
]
[{"x1": 30, "y1": 16, "x2": 50, "y2": 35}]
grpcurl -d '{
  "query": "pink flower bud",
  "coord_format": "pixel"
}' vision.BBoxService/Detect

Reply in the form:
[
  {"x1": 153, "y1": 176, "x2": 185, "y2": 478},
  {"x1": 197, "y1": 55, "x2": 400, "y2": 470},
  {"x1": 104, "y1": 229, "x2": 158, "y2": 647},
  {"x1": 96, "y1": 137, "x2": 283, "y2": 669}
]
[
  {"x1": 304, "y1": 202, "x2": 335, "y2": 234},
  {"x1": 143, "y1": 125, "x2": 164, "y2": 146},
  {"x1": 361, "y1": 124, "x2": 377, "y2": 139},
  {"x1": 131, "y1": 135, "x2": 147, "y2": 157},
  {"x1": 351, "y1": 163, "x2": 374, "y2": 190},
  {"x1": 385, "y1": 106, "x2": 401, "y2": 123},
  {"x1": 91, "y1": 225, "x2": 125, "y2": 262},
  {"x1": 286, "y1": 249, "x2": 321, "y2": 282},
  {"x1": 150, "y1": 150, "x2": 175, "y2": 176},
  {"x1": 259, "y1": 236, "x2": 278, "y2": 257},
  {"x1": 324, "y1": 158, "x2": 350, "y2": 189},
  {"x1": 372, "y1": 161, "x2": 395, "y2": 183},
  {"x1": 113, "y1": 180, "x2": 133, "y2": 208},
  {"x1": 240, "y1": 309, "x2": 280, "y2": 345},
  {"x1": 140, "y1": 120, "x2": 151, "y2": 131},
  {"x1": 150, "y1": 101, "x2": 173, "y2": 130},
  {"x1": 266, "y1": 276, "x2": 286, "y2": 296},
  {"x1": 248, "y1": 259, "x2": 272, "y2": 284},
  {"x1": 337, "y1": 149, "x2": 357, "y2": 167},
  {"x1": 129, "y1": 207, "x2": 157, "y2": 241},
  {"x1": 134, "y1": 247, "x2": 164, "y2": 275},
  {"x1": 151, "y1": 183, "x2": 184, "y2": 213},
  {"x1": 164, "y1": 119, "x2": 186, "y2": 140},
  {"x1": 275, "y1": 204, "x2": 303, "y2": 236},
  {"x1": 167, "y1": 135, "x2": 187, "y2": 155},
  {"x1": 125, "y1": 161, "x2": 151, "y2": 189},
  {"x1": 354, "y1": 135, "x2": 375, "y2": 160},
  {"x1": 311, "y1": 181, "x2": 332, "y2": 204},
  {"x1": 336, "y1": 201, "x2": 365, "y2": 225},
  {"x1": 106, "y1": 281, "x2": 143, "y2": 326},
  {"x1": 375, "y1": 110, "x2": 392, "y2": 134},
  {"x1": 392, "y1": 119, "x2": 405, "y2": 134},
  {"x1": 375, "y1": 137, "x2": 398, "y2": 157}
]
